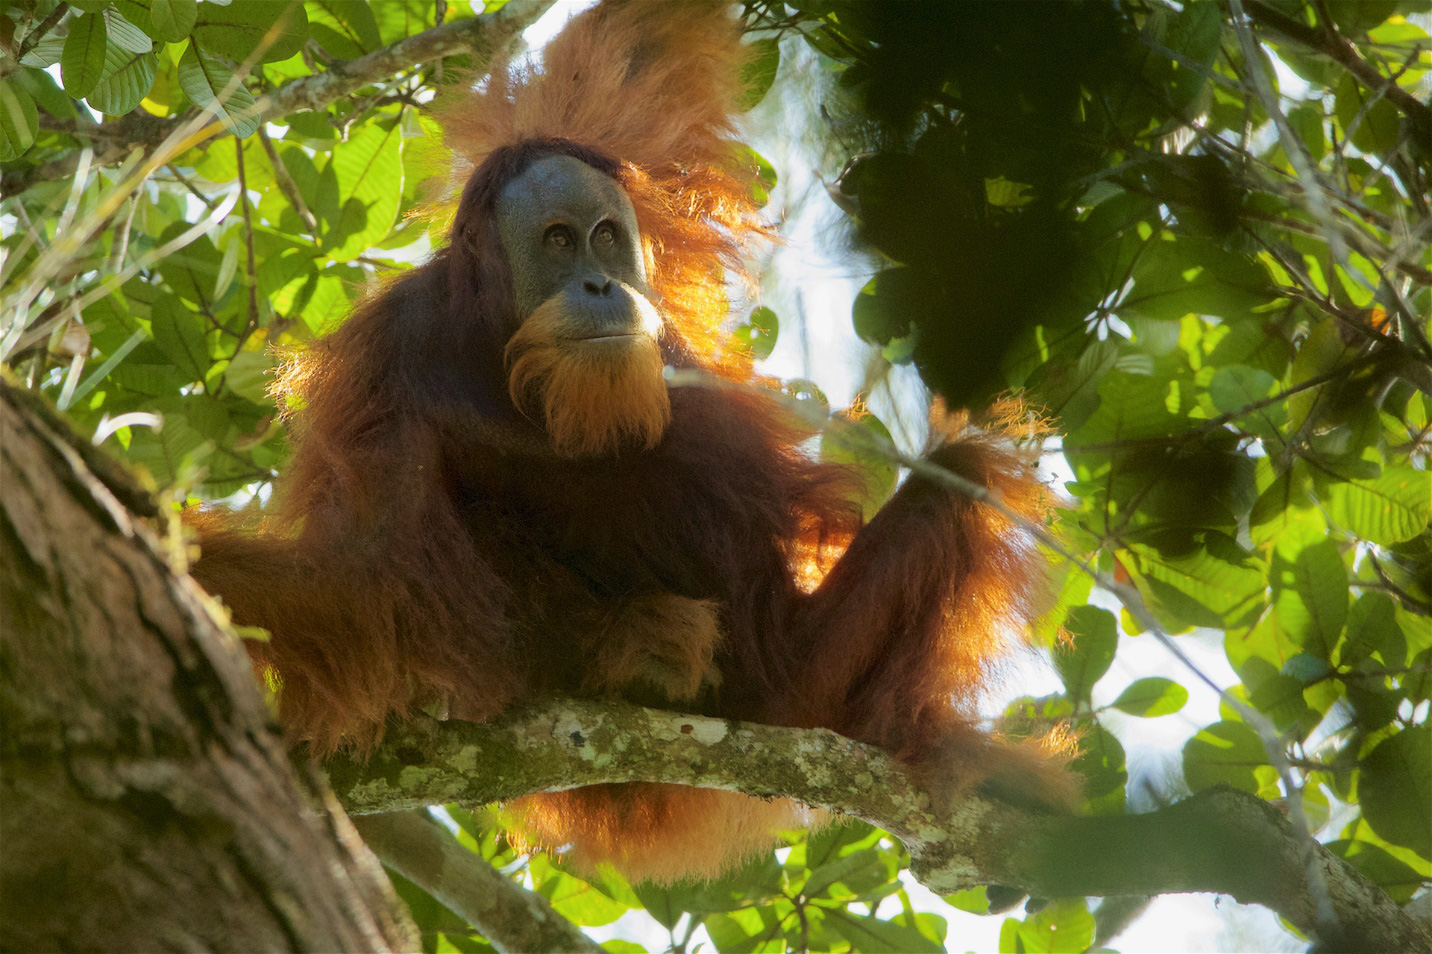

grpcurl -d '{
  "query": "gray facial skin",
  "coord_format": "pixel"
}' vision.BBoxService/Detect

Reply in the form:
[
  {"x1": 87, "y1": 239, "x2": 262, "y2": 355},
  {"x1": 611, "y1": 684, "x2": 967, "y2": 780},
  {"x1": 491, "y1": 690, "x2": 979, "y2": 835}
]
[{"x1": 494, "y1": 154, "x2": 651, "y2": 334}]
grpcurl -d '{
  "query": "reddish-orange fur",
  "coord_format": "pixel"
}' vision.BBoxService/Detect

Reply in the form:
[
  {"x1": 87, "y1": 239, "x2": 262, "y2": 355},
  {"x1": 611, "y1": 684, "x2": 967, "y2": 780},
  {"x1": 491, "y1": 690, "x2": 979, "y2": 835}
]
[
  {"x1": 189, "y1": 0, "x2": 1069, "y2": 883},
  {"x1": 506, "y1": 295, "x2": 670, "y2": 457}
]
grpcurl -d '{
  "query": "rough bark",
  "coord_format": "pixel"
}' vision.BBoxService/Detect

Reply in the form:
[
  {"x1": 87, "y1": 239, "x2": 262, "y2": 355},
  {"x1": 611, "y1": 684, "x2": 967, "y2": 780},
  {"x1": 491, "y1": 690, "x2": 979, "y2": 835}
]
[
  {"x1": 0, "y1": 380, "x2": 415, "y2": 953},
  {"x1": 327, "y1": 700, "x2": 1432, "y2": 954}
]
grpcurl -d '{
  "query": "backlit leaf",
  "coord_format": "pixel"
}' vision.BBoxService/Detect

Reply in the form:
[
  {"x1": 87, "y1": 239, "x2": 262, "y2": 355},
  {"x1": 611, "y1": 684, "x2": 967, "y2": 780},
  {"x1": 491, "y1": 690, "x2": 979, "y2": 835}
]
[
  {"x1": 1325, "y1": 467, "x2": 1431, "y2": 545},
  {"x1": 178, "y1": 43, "x2": 258, "y2": 138},
  {"x1": 1111, "y1": 677, "x2": 1188, "y2": 717}
]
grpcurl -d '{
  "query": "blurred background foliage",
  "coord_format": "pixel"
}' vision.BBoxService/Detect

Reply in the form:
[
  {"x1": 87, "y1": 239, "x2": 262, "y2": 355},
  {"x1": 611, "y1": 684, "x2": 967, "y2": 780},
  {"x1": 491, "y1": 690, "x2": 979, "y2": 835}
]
[{"x1": 2, "y1": 0, "x2": 1429, "y2": 950}]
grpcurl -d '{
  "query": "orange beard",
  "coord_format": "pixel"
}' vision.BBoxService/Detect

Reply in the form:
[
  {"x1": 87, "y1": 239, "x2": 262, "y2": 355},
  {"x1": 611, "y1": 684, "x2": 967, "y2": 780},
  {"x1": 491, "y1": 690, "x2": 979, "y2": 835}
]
[{"x1": 505, "y1": 295, "x2": 671, "y2": 457}]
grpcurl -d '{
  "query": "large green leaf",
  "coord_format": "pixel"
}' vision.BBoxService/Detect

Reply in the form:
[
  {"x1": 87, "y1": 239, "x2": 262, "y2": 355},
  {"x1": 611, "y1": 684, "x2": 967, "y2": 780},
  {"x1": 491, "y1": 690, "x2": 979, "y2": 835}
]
[
  {"x1": 0, "y1": 78, "x2": 38, "y2": 162},
  {"x1": 1273, "y1": 537, "x2": 1348, "y2": 654},
  {"x1": 151, "y1": 0, "x2": 200, "y2": 42},
  {"x1": 1111, "y1": 676, "x2": 1188, "y2": 717},
  {"x1": 193, "y1": 0, "x2": 309, "y2": 63},
  {"x1": 156, "y1": 222, "x2": 224, "y2": 307},
  {"x1": 307, "y1": 0, "x2": 382, "y2": 59},
  {"x1": 1182, "y1": 721, "x2": 1272, "y2": 795},
  {"x1": 1360, "y1": 726, "x2": 1432, "y2": 860},
  {"x1": 1324, "y1": 467, "x2": 1432, "y2": 545},
  {"x1": 1053, "y1": 606, "x2": 1117, "y2": 703},
  {"x1": 327, "y1": 120, "x2": 404, "y2": 261},
  {"x1": 60, "y1": 13, "x2": 109, "y2": 100},
  {"x1": 86, "y1": 47, "x2": 157, "y2": 115},
  {"x1": 1208, "y1": 364, "x2": 1285, "y2": 442},
  {"x1": 103, "y1": 8, "x2": 153, "y2": 54},
  {"x1": 1119, "y1": 234, "x2": 1274, "y2": 323},
  {"x1": 149, "y1": 297, "x2": 211, "y2": 382},
  {"x1": 177, "y1": 43, "x2": 258, "y2": 138},
  {"x1": 1132, "y1": 541, "x2": 1265, "y2": 629},
  {"x1": 738, "y1": 38, "x2": 781, "y2": 111}
]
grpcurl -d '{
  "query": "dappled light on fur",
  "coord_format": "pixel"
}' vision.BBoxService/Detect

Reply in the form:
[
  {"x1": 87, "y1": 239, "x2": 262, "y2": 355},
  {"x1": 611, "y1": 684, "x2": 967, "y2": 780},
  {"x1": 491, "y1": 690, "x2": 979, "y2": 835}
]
[{"x1": 508, "y1": 787, "x2": 812, "y2": 886}]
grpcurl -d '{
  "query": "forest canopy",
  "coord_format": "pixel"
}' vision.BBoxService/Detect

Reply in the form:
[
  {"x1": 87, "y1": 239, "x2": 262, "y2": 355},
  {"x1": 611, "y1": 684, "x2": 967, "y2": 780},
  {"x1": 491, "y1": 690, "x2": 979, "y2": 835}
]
[{"x1": 2, "y1": 0, "x2": 1430, "y2": 950}]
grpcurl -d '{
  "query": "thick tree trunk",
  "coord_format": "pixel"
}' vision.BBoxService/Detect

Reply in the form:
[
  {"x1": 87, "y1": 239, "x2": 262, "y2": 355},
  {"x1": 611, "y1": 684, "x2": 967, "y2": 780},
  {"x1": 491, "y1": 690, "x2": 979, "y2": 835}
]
[{"x1": 0, "y1": 380, "x2": 415, "y2": 952}]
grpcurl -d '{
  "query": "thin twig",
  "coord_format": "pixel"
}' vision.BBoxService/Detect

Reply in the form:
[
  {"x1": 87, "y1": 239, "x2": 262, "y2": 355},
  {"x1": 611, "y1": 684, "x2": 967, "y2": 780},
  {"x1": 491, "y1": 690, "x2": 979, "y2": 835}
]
[
  {"x1": 256, "y1": 126, "x2": 320, "y2": 238},
  {"x1": 0, "y1": 2, "x2": 69, "y2": 80},
  {"x1": 233, "y1": 138, "x2": 260, "y2": 340}
]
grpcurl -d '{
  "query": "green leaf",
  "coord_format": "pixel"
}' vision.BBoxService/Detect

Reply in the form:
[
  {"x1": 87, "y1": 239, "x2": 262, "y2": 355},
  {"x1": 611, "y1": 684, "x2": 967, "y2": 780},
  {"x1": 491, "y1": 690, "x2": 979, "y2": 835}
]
[
  {"x1": 801, "y1": 848, "x2": 883, "y2": 900},
  {"x1": 1133, "y1": 541, "x2": 1265, "y2": 629},
  {"x1": 156, "y1": 222, "x2": 223, "y2": 306},
  {"x1": 222, "y1": 350, "x2": 277, "y2": 405},
  {"x1": 299, "y1": 272, "x2": 356, "y2": 334},
  {"x1": 1053, "y1": 606, "x2": 1117, "y2": 702},
  {"x1": 328, "y1": 120, "x2": 404, "y2": 261},
  {"x1": 19, "y1": 33, "x2": 67, "y2": 69},
  {"x1": 705, "y1": 907, "x2": 780, "y2": 953},
  {"x1": 104, "y1": 8, "x2": 153, "y2": 54},
  {"x1": 61, "y1": 13, "x2": 109, "y2": 100},
  {"x1": 1280, "y1": 652, "x2": 1333, "y2": 683},
  {"x1": 178, "y1": 43, "x2": 258, "y2": 138},
  {"x1": 820, "y1": 412, "x2": 897, "y2": 522},
  {"x1": 86, "y1": 47, "x2": 157, "y2": 115},
  {"x1": 1182, "y1": 721, "x2": 1271, "y2": 795},
  {"x1": 149, "y1": 297, "x2": 211, "y2": 381},
  {"x1": 1360, "y1": 725, "x2": 1431, "y2": 860},
  {"x1": 825, "y1": 910, "x2": 945, "y2": 953},
  {"x1": 1010, "y1": 898, "x2": 1096, "y2": 954},
  {"x1": 1110, "y1": 676, "x2": 1188, "y2": 716},
  {"x1": 307, "y1": 0, "x2": 382, "y2": 59},
  {"x1": 1276, "y1": 537, "x2": 1348, "y2": 653},
  {"x1": 1162, "y1": 0, "x2": 1220, "y2": 109},
  {"x1": 1208, "y1": 364, "x2": 1285, "y2": 441},
  {"x1": 1120, "y1": 234, "x2": 1273, "y2": 322},
  {"x1": 14, "y1": 66, "x2": 76, "y2": 119},
  {"x1": 731, "y1": 305, "x2": 778, "y2": 361},
  {"x1": 738, "y1": 38, "x2": 780, "y2": 111},
  {"x1": 852, "y1": 268, "x2": 919, "y2": 346},
  {"x1": 532, "y1": 864, "x2": 628, "y2": 927},
  {"x1": 0, "y1": 78, "x2": 38, "y2": 162},
  {"x1": 151, "y1": 0, "x2": 200, "y2": 43},
  {"x1": 1287, "y1": 104, "x2": 1326, "y2": 161},
  {"x1": 1073, "y1": 370, "x2": 1183, "y2": 443},
  {"x1": 733, "y1": 143, "x2": 776, "y2": 207},
  {"x1": 193, "y1": 0, "x2": 308, "y2": 63},
  {"x1": 1073, "y1": 723, "x2": 1128, "y2": 805},
  {"x1": 1324, "y1": 467, "x2": 1432, "y2": 545},
  {"x1": 1334, "y1": 73, "x2": 1400, "y2": 154},
  {"x1": 1327, "y1": 840, "x2": 1426, "y2": 904},
  {"x1": 1341, "y1": 592, "x2": 1405, "y2": 667}
]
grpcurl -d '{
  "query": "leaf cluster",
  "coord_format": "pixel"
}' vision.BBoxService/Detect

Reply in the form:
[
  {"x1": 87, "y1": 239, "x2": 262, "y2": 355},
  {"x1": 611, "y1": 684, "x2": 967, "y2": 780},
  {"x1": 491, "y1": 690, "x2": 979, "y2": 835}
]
[{"x1": 750, "y1": 0, "x2": 1432, "y2": 940}]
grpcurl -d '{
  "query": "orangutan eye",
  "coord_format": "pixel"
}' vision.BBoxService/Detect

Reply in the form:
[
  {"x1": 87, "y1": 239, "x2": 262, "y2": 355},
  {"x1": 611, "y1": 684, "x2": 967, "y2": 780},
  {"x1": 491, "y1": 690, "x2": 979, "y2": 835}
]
[
  {"x1": 593, "y1": 221, "x2": 617, "y2": 245},
  {"x1": 545, "y1": 225, "x2": 575, "y2": 248}
]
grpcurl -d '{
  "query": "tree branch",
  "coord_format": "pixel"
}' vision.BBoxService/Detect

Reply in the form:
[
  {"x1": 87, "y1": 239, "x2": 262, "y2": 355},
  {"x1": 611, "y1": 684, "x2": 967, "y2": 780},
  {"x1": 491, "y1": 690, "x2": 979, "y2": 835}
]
[
  {"x1": 0, "y1": 3, "x2": 68, "y2": 81},
  {"x1": 0, "y1": 0, "x2": 555, "y2": 199},
  {"x1": 352, "y1": 810, "x2": 604, "y2": 954},
  {"x1": 1244, "y1": 0, "x2": 1432, "y2": 142},
  {"x1": 326, "y1": 699, "x2": 1432, "y2": 954}
]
